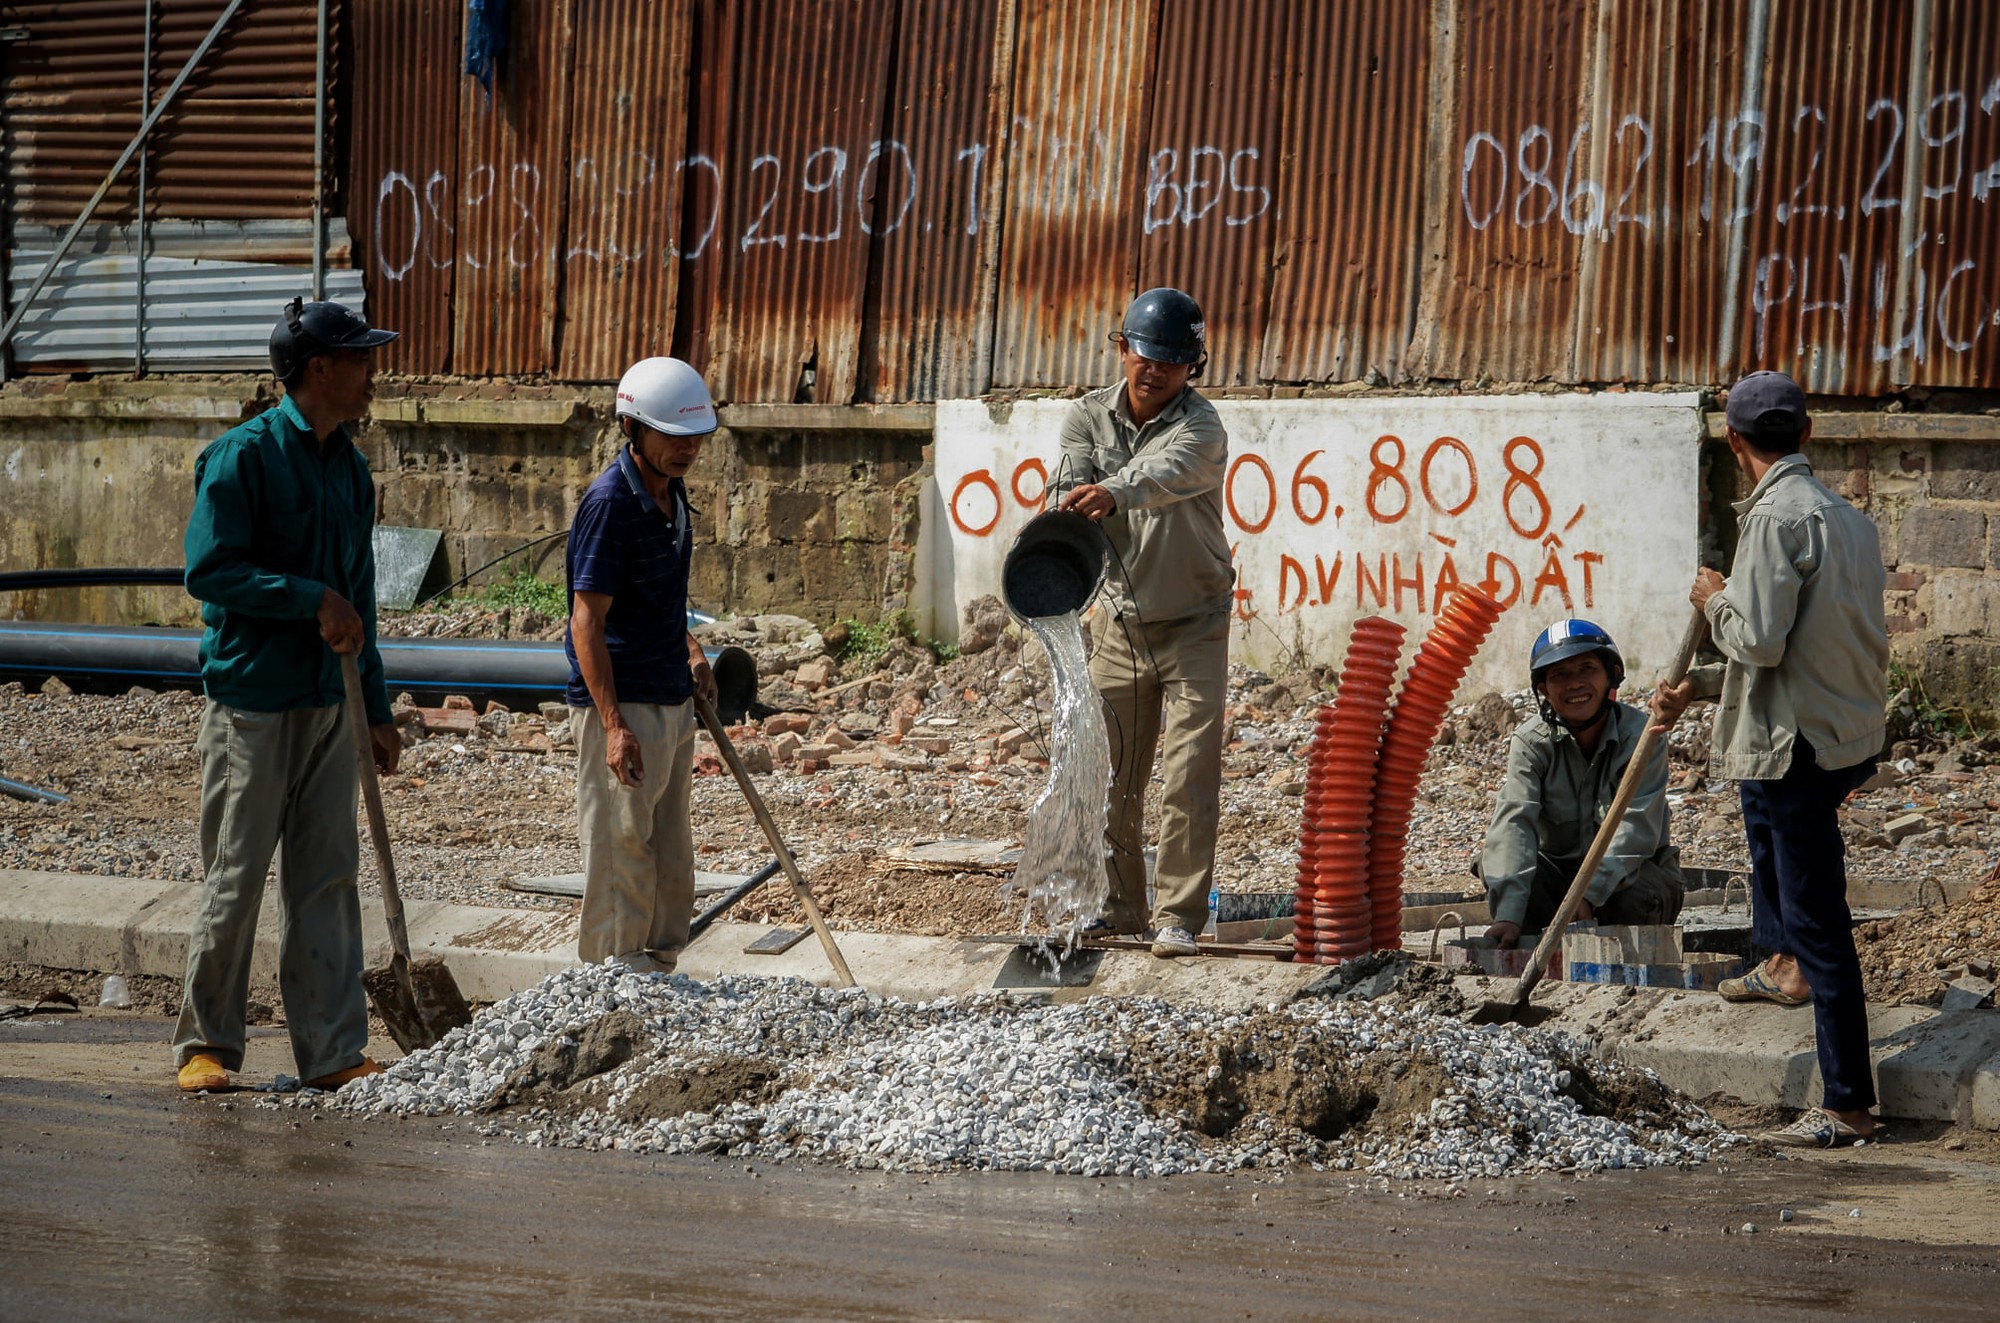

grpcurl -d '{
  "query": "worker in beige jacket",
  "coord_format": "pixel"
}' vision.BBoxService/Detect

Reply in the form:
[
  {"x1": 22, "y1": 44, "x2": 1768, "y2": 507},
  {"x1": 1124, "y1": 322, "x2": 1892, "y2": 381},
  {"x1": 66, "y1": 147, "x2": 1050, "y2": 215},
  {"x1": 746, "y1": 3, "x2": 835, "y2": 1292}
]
[
  {"x1": 1052, "y1": 288, "x2": 1234, "y2": 958},
  {"x1": 1680, "y1": 370, "x2": 1888, "y2": 1149}
]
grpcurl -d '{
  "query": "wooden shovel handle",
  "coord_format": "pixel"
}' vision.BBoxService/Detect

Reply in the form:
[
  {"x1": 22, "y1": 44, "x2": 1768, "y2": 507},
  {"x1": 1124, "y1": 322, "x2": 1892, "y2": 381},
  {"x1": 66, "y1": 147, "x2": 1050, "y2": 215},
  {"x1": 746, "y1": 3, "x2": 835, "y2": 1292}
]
[
  {"x1": 1511, "y1": 607, "x2": 1708, "y2": 1004},
  {"x1": 339, "y1": 652, "x2": 415, "y2": 973},
  {"x1": 694, "y1": 695, "x2": 857, "y2": 988}
]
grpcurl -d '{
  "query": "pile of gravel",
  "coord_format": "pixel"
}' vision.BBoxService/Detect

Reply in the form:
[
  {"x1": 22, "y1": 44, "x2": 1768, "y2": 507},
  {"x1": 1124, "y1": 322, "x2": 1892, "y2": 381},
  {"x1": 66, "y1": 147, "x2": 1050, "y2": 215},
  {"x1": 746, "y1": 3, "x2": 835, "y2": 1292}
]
[{"x1": 306, "y1": 964, "x2": 1741, "y2": 1180}]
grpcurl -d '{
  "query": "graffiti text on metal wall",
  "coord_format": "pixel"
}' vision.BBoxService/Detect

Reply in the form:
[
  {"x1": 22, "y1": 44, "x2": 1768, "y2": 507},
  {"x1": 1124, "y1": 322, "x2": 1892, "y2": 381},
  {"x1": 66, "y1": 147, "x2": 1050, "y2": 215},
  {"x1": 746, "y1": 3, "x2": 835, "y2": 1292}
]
[
  {"x1": 1459, "y1": 76, "x2": 2000, "y2": 364},
  {"x1": 370, "y1": 134, "x2": 1274, "y2": 279}
]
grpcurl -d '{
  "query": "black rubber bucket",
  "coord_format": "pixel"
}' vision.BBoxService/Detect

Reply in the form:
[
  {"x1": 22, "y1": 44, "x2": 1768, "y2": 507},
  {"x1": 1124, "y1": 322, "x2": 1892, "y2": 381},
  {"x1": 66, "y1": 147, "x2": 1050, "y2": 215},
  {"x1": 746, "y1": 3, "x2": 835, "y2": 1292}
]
[{"x1": 1001, "y1": 509, "x2": 1109, "y2": 619}]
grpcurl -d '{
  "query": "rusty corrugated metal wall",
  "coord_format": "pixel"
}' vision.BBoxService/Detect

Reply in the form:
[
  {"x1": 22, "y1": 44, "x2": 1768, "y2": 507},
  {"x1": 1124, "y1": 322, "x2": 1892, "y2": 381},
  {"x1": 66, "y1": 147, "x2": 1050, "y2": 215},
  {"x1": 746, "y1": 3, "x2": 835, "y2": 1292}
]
[
  {"x1": 704, "y1": 0, "x2": 897, "y2": 403},
  {"x1": 860, "y1": 0, "x2": 1015, "y2": 403},
  {"x1": 348, "y1": 0, "x2": 459, "y2": 375},
  {"x1": 1, "y1": 0, "x2": 327, "y2": 225},
  {"x1": 555, "y1": 0, "x2": 692, "y2": 382},
  {"x1": 7, "y1": 0, "x2": 1992, "y2": 394}
]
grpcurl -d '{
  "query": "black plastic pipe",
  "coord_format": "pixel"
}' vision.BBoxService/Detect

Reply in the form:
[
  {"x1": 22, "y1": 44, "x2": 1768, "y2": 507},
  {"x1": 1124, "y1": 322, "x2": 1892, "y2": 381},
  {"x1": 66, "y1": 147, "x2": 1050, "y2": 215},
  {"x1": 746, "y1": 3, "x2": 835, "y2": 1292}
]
[
  {"x1": 0, "y1": 567, "x2": 183, "y2": 592},
  {"x1": 0, "y1": 621, "x2": 758, "y2": 722}
]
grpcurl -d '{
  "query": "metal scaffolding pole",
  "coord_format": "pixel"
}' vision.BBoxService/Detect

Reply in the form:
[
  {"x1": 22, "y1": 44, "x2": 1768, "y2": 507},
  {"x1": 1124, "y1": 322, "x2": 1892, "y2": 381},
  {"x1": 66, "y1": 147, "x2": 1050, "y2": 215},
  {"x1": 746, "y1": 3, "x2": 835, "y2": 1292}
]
[{"x1": 134, "y1": 0, "x2": 153, "y2": 375}]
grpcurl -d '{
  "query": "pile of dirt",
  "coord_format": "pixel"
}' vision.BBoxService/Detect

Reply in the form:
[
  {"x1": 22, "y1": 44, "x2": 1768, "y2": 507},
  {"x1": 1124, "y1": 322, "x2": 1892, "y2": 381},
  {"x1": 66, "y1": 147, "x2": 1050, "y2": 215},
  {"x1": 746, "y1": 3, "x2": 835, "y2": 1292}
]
[
  {"x1": 1854, "y1": 874, "x2": 2000, "y2": 1006},
  {"x1": 1127, "y1": 1008, "x2": 1452, "y2": 1141},
  {"x1": 616, "y1": 1055, "x2": 784, "y2": 1122},
  {"x1": 736, "y1": 851, "x2": 1022, "y2": 936}
]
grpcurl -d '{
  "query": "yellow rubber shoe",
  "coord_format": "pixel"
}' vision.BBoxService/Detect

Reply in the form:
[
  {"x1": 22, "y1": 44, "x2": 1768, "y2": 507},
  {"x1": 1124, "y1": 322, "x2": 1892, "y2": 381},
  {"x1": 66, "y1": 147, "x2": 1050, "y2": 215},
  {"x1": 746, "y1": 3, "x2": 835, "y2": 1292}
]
[
  {"x1": 177, "y1": 1053, "x2": 229, "y2": 1093},
  {"x1": 306, "y1": 1057, "x2": 385, "y2": 1090}
]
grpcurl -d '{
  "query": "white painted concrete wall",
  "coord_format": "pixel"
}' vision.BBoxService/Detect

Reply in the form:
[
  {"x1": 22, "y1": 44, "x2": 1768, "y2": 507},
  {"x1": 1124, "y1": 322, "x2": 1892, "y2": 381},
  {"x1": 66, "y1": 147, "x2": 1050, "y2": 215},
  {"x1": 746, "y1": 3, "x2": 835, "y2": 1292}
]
[{"x1": 919, "y1": 393, "x2": 1703, "y2": 695}]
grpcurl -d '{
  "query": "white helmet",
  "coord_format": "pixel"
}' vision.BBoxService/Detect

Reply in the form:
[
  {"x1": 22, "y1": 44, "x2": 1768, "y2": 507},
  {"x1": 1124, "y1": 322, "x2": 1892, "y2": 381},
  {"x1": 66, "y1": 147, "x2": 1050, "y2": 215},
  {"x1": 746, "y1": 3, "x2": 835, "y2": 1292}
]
[{"x1": 614, "y1": 356, "x2": 717, "y2": 436}]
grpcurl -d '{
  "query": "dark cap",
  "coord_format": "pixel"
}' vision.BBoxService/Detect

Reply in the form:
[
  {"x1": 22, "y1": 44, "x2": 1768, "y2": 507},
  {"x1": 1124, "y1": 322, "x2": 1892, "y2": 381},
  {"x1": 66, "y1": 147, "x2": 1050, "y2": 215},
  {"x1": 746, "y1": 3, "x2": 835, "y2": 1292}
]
[
  {"x1": 1724, "y1": 370, "x2": 1807, "y2": 443},
  {"x1": 269, "y1": 298, "x2": 398, "y2": 381}
]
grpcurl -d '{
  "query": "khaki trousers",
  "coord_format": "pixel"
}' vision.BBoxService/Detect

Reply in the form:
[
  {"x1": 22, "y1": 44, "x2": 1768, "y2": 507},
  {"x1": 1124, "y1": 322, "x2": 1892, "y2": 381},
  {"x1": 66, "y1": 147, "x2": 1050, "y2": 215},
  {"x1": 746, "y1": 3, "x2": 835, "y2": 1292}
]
[
  {"x1": 1089, "y1": 608, "x2": 1230, "y2": 934},
  {"x1": 574, "y1": 701, "x2": 697, "y2": 967},
  {"x1": 173, "y1": 701, "x2": 369, "y2": 1081}
]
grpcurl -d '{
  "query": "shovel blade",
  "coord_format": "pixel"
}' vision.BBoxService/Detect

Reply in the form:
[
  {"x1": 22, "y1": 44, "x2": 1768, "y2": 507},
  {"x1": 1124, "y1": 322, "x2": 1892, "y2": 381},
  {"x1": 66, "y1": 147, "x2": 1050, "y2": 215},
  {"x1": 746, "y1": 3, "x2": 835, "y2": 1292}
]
[{"x1": 363, "y1": 952, "x2": 473, "y2": 1052}]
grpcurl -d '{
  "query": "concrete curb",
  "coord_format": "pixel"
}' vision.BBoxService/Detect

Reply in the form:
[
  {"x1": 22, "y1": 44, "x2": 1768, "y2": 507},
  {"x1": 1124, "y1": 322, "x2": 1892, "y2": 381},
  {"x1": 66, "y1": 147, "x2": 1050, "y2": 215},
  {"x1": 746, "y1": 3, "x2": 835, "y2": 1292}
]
[{"x1": 4, "y1": 868, "x2": 1997, "y2": 1128}]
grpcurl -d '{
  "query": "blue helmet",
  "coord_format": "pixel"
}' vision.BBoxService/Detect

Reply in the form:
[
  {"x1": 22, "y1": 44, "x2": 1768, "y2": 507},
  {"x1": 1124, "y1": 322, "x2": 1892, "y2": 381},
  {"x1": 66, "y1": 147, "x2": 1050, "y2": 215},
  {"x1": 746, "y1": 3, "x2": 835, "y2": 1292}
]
[
  {"x1": 1111, "y1": 287, "x2": 1207, "y2": 375},
  {"x1": 1529, "y1": 618, "x2": 1625, "y2": 690}
]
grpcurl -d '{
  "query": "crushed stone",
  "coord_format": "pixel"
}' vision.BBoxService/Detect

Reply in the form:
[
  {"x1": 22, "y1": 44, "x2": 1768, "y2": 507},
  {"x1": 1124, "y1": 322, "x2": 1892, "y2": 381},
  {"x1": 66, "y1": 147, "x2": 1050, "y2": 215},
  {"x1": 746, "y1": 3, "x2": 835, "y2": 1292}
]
[{"x1": 297, "y1": 964, "x2": 1743, "y2": 1181}]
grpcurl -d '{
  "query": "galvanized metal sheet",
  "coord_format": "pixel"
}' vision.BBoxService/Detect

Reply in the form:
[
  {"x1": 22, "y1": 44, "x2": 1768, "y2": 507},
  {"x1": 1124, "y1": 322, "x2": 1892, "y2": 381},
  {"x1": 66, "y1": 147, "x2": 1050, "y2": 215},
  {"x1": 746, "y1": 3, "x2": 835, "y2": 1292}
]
[
  {"x1": 372, "y1": 525, "x2": 444, "y2": 611},
  {"x1": 6, "y1": 219, "x2": 366, "y2": 368},
  {"x1": 991, "y1": 0, "x2": 1156, "y2": 389},
  {"x1": 1260, "y1": 0, "x2": 1430, "y2": 384},
  {"x1": 348, "y1": 0, "x2": 461, "y2": 375},
  {"x1": 702, "y1": 0, "x2": 897, "y2": 403},
  {"x1": 452, "y1": 0, "x2": 574, "y2": 376},
  {"x1": 554, "y1": 0, "x2": 693, "y2": 383},
  {"x1": 861, "y1": 0, "x2": 1013, "y2": 402}
]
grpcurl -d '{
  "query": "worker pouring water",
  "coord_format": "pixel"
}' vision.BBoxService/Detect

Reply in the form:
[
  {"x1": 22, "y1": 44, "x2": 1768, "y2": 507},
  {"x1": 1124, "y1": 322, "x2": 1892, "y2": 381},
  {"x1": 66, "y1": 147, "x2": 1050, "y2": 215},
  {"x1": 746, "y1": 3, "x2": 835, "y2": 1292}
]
[{"x1": 1050, "y1": 288, "x2": 1233, "y2": 959}]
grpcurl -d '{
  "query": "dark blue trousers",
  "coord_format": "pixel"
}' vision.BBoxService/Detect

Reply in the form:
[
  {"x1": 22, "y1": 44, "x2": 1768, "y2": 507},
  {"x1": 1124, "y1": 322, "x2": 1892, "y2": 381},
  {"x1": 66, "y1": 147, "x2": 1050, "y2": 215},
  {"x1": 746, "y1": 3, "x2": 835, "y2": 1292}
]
[{"x1": 1738, "y1": 738, "x2": 1879, "y2": 1113}]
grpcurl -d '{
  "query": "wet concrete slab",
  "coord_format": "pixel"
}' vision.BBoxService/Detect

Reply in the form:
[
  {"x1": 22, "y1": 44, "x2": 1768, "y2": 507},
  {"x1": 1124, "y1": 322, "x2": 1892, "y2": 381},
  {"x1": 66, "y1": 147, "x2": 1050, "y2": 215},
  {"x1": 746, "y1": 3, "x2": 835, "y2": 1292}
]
[{"x1": 4, "y1": 1016, "x2": 2000, "y2": 1321}]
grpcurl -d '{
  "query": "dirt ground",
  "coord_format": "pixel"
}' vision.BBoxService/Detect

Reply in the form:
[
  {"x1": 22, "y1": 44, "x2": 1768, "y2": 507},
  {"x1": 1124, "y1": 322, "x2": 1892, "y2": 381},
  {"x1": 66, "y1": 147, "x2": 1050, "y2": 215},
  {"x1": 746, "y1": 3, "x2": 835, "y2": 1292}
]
[{"x1": 4, "y1": 601, "x2": 1999, "y2": 1003}]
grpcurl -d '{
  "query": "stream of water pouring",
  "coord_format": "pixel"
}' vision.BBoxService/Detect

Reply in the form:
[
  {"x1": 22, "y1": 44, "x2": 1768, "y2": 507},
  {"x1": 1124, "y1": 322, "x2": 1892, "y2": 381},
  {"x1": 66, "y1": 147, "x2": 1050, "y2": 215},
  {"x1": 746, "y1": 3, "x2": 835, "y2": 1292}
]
[{"x1": 1009, "y1": 610, "x2": 1110, "y2": 949}]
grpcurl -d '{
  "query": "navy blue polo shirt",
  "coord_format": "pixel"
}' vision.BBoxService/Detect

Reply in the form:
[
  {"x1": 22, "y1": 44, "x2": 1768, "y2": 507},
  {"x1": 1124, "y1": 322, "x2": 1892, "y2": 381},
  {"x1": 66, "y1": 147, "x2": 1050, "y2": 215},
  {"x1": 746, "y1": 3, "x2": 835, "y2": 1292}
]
[{"x1": 563, "y1": 447, "x2": 694, "y2": 707}]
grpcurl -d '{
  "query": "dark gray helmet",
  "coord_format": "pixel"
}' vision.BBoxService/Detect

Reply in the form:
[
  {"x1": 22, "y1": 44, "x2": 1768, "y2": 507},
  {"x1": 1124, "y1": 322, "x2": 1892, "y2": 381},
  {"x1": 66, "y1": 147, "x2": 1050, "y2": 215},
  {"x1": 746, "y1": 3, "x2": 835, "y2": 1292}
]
[
  {"x1": 269, "y1": 297, "x2": 398, "y2": 382},
  {"x1": 1111, "y1": 286, "x2": 1207, "y2": 373}
]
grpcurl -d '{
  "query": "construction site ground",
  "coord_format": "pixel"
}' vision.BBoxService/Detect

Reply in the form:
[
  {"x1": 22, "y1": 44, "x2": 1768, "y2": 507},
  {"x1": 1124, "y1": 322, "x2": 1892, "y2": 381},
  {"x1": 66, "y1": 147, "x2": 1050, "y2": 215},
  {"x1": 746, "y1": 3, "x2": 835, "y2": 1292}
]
[{"x1": 4, "y1": 603, "x2": 1997, "y2": 1007}]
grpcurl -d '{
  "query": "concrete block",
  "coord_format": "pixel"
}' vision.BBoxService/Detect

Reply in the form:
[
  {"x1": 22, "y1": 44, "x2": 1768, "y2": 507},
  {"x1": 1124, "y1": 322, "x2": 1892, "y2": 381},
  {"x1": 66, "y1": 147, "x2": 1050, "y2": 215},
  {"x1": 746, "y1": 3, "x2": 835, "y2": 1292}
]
[
  {"x1": 1930, "y1": 573, "x2": 2000, "y2": 635},
  {"x1": 1973, "y1": 1053, "x2": 2000, "y2": 1130},
  {"x1": 1929, "y1": 442, "x2": 2000, "y2": 501},
  {"x1": 677, "y1": 922, "x2": 1009, "y2": 1002},
  {"x1": 421, "y1": 397, "x2": 584, "y2": 428},
  {"x1": 1870, "y1": 1008, "x2": 2000, "y2": 1124},
  {"x1": 1885, "y1": 812, "x2": 1931, "y2": 843},
  {"x1": 1079, "y1": 949, "x2": 1324, "y2": 1009},
  {"x1": 1897, "y1": 505, "x2": 1988, "y2": 569}
]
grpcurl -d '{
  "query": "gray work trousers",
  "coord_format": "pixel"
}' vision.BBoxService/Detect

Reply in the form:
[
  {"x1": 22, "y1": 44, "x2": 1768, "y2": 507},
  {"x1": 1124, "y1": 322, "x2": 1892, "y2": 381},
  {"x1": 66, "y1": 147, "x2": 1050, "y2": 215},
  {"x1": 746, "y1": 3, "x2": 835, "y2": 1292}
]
[
  {"x1": 172, "y1": 701, "x2": 370, "y2": 1080},
  {"x1": 574, "y1": 701, "x2": 698, "y2": 968},
  {"x1": 1090, "y1": 607, "x2": 1230, "y2": 935}
]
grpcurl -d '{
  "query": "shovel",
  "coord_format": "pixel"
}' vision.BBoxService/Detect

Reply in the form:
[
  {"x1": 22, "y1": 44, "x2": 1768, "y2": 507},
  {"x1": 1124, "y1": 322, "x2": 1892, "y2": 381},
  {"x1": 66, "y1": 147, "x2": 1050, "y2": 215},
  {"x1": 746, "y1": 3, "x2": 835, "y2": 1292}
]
[
  {"x1": 1470, "y1": 607, "x2": 1707, "y2": 1026},
  {"x1": 694, "y1": 694, "x2": 856, "y2": 987},
  {"x1": 340, "y1": 652, "x2": 473, "y2": 1051}
]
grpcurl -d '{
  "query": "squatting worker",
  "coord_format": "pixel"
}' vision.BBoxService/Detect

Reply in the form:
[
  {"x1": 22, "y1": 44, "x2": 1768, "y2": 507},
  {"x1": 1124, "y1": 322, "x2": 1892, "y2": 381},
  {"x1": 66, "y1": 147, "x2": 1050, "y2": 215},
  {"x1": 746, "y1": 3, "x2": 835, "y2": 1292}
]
[
  {"x1": 1679, "y1": 370, "x2": 1889, "y2": 1148},
  {"x1": 565, "y1": 356, "x2": 720, "y2": 975},
  {"x1": 1052, "y1": 287, "x2": 1233, "y2": 960},
  {"x1": 1478, "y1": 619, "x2": 1692, "y2": 949},
  {"x1": 173, "y1": 298, "x2": 400, "y2": 1094}
]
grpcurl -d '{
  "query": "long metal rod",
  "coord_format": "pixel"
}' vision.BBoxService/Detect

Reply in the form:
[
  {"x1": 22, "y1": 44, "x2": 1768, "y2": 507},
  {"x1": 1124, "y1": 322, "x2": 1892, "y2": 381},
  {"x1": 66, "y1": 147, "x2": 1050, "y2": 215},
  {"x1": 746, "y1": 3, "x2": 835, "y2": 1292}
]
[
  {"x1": 134, "y1": 0, "x2": 153, "y2": 375},
  {"x1": 311, "y1": 0, "x2": 328, "y2": 299},
  {"x1": 0, "y1": 0, "x2": 246, "y2": 355}
]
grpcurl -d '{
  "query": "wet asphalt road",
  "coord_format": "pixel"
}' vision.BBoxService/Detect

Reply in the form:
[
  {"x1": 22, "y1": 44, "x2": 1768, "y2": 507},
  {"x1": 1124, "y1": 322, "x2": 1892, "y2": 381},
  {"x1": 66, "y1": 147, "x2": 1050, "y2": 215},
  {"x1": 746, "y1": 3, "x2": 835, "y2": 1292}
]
[{"x1": 4, "y1": 1016, "x2": 1998, "y2": 1321}]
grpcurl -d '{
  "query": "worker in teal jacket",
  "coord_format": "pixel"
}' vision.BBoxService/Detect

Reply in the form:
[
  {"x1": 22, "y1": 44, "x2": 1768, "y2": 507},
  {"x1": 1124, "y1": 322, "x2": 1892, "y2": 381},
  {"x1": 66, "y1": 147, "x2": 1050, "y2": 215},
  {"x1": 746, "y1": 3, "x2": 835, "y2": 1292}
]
[{"x1": 173, "y1": 298, "x2": 401, "y2": 1095}]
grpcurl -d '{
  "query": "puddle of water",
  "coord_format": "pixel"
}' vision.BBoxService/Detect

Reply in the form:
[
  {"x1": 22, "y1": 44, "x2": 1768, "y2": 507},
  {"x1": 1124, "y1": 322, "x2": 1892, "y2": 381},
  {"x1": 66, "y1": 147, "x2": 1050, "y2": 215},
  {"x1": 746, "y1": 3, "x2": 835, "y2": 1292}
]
[{"x1": 1008, "y1": 610, "x2": 1110, "y2": 950}]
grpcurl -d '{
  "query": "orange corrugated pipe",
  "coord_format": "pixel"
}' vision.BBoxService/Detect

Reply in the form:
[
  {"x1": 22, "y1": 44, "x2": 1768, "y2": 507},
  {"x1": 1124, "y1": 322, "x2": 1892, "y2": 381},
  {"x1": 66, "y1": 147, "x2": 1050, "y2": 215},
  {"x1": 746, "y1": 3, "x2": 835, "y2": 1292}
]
[
  {"x1": 1292, "y1": 617, "x2": 1405, "y2": 964},
  {"x1": 1364, "y1": 586, "x2": 1506, "y2": 951}
]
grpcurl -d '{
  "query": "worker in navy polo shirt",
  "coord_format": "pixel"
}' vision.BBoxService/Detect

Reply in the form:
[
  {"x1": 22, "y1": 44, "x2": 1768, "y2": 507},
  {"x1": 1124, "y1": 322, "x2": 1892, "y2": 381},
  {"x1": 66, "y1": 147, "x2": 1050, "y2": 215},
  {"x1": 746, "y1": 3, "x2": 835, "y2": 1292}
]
[{"x1": 565, "y1": 356, "x2": 719, "y2": 974}]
